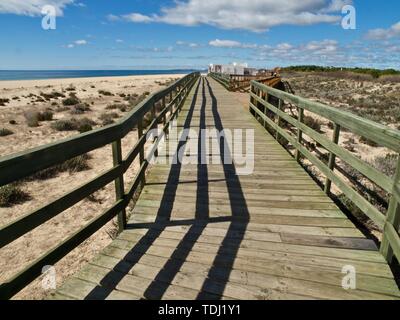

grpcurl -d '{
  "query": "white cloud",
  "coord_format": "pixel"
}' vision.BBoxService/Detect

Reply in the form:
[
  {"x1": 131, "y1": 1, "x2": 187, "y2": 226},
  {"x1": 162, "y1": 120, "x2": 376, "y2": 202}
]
[
  {"x1": 176, "y1": 41, "x2": 200, "y2": 48},
  {"x1": 74, "y1": 39, "x2": 87, "y2": 45},
  {"x1": 0, "y1": 0, "x2": 74, "y2": 16},
  {"x1": 113, "y1": 0, "x2": 349, "y2": 32},
  {"x1": 276, "y1": 43, "x2": 293, "y2": 50},
  {"x1": 209, "y1": 39, "x2": 257, "y2": 48},
  {"x1": 123, "y1": 13, "x2": 153, "y2": 23},
  {"x1": 116, "y1": 39, "x2": 124, "y2": 43},
  {"x1": 64, "y1": 39, "x2": 87, "y2": 48},
  {"x1": 366, "y1": 21, "x2": 400, "y2": 40}
]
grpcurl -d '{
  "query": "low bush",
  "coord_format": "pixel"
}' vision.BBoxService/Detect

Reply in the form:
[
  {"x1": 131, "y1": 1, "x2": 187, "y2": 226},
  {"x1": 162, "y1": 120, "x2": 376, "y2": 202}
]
[
  {"x1": 98, "y1": 90, "x2": 113, "y2": 96},
  {"x1": 99, "y1": 113, "x2": 118, "y2": 126},
  {"x1": 303, "y1": 116, "x2": 322, "y2": 132},
  {"x1": 70, "y1": 103, "x2": 91, "y2": 115},
  {"x1": 371, "y1": 154, "x2": 398, "y2": 178},
  {"x1": 51, "y1": 117, "x2": 96, "y2": 132},
  {"x1": 0, "y1": 98, "x2": 10, "y2": 106},
  {"x1": 27, "y1": 154, "x2": 91, "y2": 181},
  {"x1": 62, "y1": 94, "x2": 80, "y2": 106},
  {"x1": 0, "y1": 128, "x2": 13, "y2": 136},
  {"x1": 0, "y1": 184, "x2": 29, "y2": 207},
  {"x1": 106, "y1": 103, "x2": 127, "y2": 112}
]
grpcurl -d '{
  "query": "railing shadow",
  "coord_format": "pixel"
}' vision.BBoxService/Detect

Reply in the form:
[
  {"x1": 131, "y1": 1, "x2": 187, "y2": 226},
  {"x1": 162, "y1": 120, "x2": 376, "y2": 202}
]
[
  {"x1": 83, "y1": 78, "x2": 201, "y2": 300},
  {"x1": 139, "y1": 77, "x2": 212, "y2": 299},
  {"x1": 196, "y1": 77, "x2": 250, "y2": 299},
  {"x1": 83, "y1": 75, "x2": 250, "y2": 299}
]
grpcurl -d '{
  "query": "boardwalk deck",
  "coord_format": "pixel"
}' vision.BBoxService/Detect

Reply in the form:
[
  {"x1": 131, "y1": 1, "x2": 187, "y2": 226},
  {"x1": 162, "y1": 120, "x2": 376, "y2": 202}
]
[{"x1": 52, "y1": 77, "x2": 400, "y2": 300}]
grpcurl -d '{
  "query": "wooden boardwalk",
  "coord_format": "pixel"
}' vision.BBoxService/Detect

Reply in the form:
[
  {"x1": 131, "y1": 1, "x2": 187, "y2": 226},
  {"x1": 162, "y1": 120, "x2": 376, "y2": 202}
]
[{"x1": 52, "y1": 77, "x2": 400, "y2": 300}]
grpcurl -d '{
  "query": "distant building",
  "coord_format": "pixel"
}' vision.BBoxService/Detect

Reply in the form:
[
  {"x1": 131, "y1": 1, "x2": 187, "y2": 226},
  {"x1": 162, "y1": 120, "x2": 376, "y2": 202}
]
[{"x1": 209, "y1": 63, "x2": 262, "y2": 76}]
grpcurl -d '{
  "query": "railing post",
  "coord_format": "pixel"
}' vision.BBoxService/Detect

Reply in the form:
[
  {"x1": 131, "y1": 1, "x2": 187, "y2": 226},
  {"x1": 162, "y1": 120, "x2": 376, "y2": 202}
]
[
  {"x1": 324, "y1": 124, "x2": 341, "y2": 195},
  {"x1": 151, "y1": 100, "x2": 158, "y2": 157},
  {"x1": 112, "y1": 139, "x2": 126, "y2": 233},
  {"x1": 275, "y1": 99, "x2": 283, "y2": 141},
  {"x1": 138, "y1": 118, "x2": 146, "y2": 187},
  {"x1": 162, "y1": 96, "x2": 168, "y2": 139},
  {"x1": 295, "y1": 108, "x2": 304, "y2": 163},
  {"x1": 380, "y1": 156, "x2": 400, "y2": 263}
]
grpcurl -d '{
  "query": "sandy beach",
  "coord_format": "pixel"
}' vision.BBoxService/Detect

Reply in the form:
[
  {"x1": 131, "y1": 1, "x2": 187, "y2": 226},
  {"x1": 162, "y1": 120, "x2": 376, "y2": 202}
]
[{"x1": 0, "y1": 74, "x2": 183, "y2": 299}]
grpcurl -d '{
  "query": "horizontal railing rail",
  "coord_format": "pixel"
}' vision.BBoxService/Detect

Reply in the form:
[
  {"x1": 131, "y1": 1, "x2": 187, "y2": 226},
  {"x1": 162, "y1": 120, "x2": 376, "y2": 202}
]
[
  {"x1": 248, "y1": 80, "x2": 400, "y2": 265},
  {"x1": 210, "y1": 72, "x2": 280, "y2": 92},
  {"x1": 0, "y1": 72, "x2": 200, "y2": 299},
  {"x1": 209, "y1": 72, "x2": 231, "y2": 90}
]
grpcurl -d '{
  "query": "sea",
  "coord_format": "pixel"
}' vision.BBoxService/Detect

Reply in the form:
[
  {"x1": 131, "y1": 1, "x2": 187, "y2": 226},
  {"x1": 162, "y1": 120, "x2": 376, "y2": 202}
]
[{"x1": 0, "y1": 69, "x2": 202, "y2": 81}]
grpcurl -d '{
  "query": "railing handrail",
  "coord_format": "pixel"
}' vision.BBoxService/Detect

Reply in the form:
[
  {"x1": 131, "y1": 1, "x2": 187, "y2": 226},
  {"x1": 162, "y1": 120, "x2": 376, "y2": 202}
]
[
  {"x1": 0, "y1": 72, "x2": 200, "y2": 299},
  {"x1": 248, "y1": 79, "x2": 400, "y2": 266}
]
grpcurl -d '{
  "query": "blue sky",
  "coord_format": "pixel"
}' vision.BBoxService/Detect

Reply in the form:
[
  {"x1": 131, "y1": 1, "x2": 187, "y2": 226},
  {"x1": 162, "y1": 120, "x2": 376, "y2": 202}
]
[{"x1": 0, "y1": 0, "x2": 399, "y2": 70}]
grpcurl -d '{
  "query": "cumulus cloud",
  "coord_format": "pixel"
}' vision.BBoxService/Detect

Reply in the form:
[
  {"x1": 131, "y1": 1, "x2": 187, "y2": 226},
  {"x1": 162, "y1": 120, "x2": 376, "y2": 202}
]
[
  {"x1": 123, "y1": 13, "x2": 153, "y2": 23},
  {"x1": 110, "y1": 0, "x2": 350, "y2": 32},
  {"x1": 366, "y1": 21, "x2": 400, "y2": 40},
  {"x1": 0, "y1": 0, "x2": 74, "y2": 16}
]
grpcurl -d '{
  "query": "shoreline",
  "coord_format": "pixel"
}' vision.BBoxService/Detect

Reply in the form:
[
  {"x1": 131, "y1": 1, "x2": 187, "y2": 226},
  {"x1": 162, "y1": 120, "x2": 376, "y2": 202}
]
[{"x1": 0, "y1": 70, "x2": 198, "y2": 82}]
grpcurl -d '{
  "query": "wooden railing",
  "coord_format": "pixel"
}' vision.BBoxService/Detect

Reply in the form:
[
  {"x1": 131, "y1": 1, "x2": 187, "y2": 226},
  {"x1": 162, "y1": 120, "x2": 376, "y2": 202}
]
[
  {"x1": 249, "y1": 80, "x2": 400, "y2": 265},
  {"x1": 209, "y1": 72, "x2": 231, "y2": 90},
  {"x1": 0, "y1": 72, "x2": 200, "y2": 299},
  {"x1": 210, "y1": 72, "x2": 279, "y2": 92}
]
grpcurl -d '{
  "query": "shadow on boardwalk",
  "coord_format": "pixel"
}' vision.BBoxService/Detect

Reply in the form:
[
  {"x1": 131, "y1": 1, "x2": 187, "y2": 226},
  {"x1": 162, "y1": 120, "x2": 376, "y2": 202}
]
[{"x1": 84, "y1": 76, "x2": 249, "y2": 299}]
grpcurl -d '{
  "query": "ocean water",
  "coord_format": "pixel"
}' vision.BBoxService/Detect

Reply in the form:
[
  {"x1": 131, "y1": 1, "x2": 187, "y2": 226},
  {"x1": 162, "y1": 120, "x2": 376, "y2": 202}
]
[{"x1": 0, "y1": 69, "x2": 200, "y2": 81}]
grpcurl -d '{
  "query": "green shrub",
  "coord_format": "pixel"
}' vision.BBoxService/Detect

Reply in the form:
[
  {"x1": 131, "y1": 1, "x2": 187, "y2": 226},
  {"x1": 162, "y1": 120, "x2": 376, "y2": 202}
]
[
  {"x1": 106, "y1": 104, "x2": 127, "y2": 112},
  {"x1": 70, "y1": 103, "x2": 91, "y2": 115},
  {"x1": 62, "y1": 95, "x2": 80, "y2": 106},
  {"x1": 0, "y1": 184, "x2": 29, "y2": 207},
  {"x1": 371, "y1": 154, "x2": 398, "y2": 178},
  {"x1": 99, "y1": 113, "x2": 118, "y2": 126},
  {"x1": 38, "y1": 110, "x2": 54, "y2": 121},
  {"x1": 303, "y1": 116, "x2": 322, "y2": 132},
  {"x1": 40, "y1": 91, "x2": 65, "y2": 100},
  {"x1": 77, "y1": 118, "x2": 96, "y2": 133},
  {"x1": 0, "y1": 128, "x2": 13, "y2": 136},
  {"x1": 51, "y1": 117, "x2": 96, "y2": 132},
  {"x1": 65, "y1": 85, "x2": 76, "y2": 92},
  {"x1": 98, "y1": 90, "x2": 113, "y2": 96},
  {"x1": 61, "y1": 154, "x2": 91, "y2": 172},
  {"x1": 27, "y1": 154, "x2": 91, "y2": 180},
  {"x1": 51, "y1": 119, "x2": 76, "y2": 131}
]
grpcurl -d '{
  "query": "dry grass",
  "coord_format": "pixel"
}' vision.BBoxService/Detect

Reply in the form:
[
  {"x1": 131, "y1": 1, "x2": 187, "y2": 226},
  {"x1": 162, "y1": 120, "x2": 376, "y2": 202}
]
[{"x1": 0, "y1": 184, "x2": 30, "y2": 207}]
